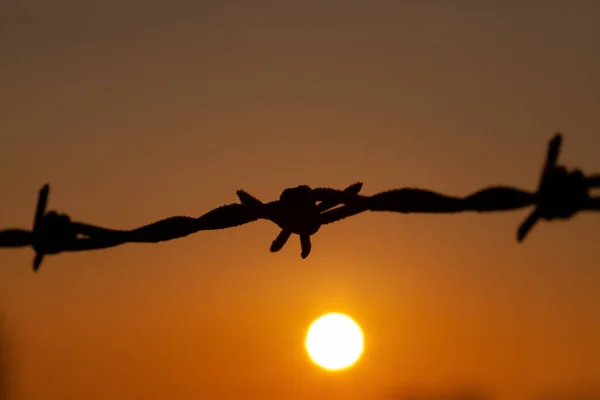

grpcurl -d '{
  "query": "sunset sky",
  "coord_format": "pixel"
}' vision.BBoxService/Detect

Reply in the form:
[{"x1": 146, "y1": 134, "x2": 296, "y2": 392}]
[{"x1": 1, "y1": 1, "x2": 600, "y2": 399}]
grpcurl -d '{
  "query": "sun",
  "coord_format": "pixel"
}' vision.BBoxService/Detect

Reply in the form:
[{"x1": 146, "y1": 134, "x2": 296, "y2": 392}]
[{"x1": 305, "y1": 312, "x2": 364, "y2": 371}]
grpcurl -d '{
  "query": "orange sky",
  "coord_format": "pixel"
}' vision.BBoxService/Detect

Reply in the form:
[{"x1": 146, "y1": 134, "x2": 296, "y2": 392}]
[{"x1": 1, "y1": 1, "x2": 600, "y2": 399}]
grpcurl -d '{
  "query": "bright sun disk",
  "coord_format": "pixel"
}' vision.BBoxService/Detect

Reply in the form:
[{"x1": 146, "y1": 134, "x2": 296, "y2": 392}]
[{"x1": 305, "y1": 312, "x2": 364, "y2": 371}]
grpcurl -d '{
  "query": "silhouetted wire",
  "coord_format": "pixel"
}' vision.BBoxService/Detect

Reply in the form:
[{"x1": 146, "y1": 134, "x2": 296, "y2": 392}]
[{"x1": 0, "y1": 132, "x2": 598, "y2": 272}]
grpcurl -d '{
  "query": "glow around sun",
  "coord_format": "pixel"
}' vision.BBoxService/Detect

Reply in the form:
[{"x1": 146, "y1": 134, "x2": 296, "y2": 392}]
[{"x1": 305, "y1": 312, "x2": 364, "y2": 371}]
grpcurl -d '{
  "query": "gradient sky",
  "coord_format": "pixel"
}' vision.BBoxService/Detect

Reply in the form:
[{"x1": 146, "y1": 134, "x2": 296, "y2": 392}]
[{"x1": 1, "y1": 1, "x2": 600, "y2": 399}]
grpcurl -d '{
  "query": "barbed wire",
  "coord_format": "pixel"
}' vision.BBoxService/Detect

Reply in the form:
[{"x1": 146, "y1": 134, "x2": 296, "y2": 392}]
[{"x1": 0, "y1": 132, "x2": 598, "y2": 272}]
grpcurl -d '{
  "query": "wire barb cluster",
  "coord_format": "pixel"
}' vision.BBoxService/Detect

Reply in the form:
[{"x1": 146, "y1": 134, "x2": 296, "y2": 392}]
[{"x1": 0, "y1": 132, "x2": 598, "y2": 272}]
